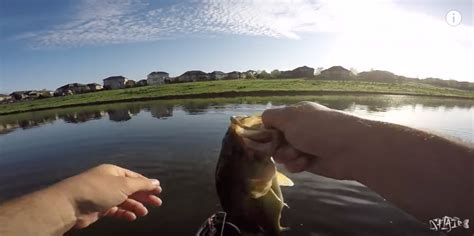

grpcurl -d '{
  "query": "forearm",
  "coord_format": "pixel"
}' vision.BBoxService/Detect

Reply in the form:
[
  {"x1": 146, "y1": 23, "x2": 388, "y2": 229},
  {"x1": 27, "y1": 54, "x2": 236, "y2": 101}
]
[
  {"x1": 0, "y1": 184, "x2": 77, "y2": 236},
  {"x1": 349, "y1": 119, "x2": 474, "y2": 222}
]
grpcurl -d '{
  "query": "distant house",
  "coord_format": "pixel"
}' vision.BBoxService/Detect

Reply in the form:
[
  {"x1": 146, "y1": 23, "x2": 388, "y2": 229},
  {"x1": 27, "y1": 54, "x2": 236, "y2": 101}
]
[
  {"x1": 103, "y1": 76, "x2": 128, "y2": 89},
  {"x1": 147, "y1": 71, "x2": 169, "y2": 85},
  {"x1": 8, "y1": 90, "x2": 50, "y2": 101},
  {"x1": 10, "y1": 91, "x2": 30, "y2": 100},
  {"x1": 0, "y1": 94, "x2": 12, "y2": 103},
  {"x1": 291, "y1": 66, "x2": 315, "y2": 78},
  {"x1": 318, "y1": 66, "x2": 353, "y2": 80},
  {"x1": 125, "y1": 80, "x2": 136, "y2": 88},
  {"x1": 280, "y1": 66, "x2": 315, "y2": 78},
  {"x1": 209, "y1": 71, "x2": 227, "y2": 80},
  {"x1": 227, "y1": 71, "x2": 241, "y2": 80},
  {"x1": 87, "y1": 83, "x2": 103, "y2": 91},
  {"x1": 37, "y1": 90, "x2": 53, "y2": 98},
  {"x1": 55, "y1": 83, "x2": 90, "y2": 96},
  {"x1": 177, "y1": 71, "x2": 209, "y2": 82},
  {"x1": 25, "y1": 91, "x2": 40, "y2": 99},
  {"x1": 357, "y1": 70, "x2": 398, "y2": 83},
  {"x1": 136, "y1": 79, "x2": 148, "y2": 86}
]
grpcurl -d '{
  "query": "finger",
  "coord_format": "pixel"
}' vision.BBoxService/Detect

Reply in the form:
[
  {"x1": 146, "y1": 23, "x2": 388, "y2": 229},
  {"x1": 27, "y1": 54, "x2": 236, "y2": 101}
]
[
  {"x1": 115, "y1": 166, "x2": 148, "y2": 179},
  {"x1": 262, "y1": 107, "x2": 288, "y2": 130},
  {"x1": 273, "y1": 145, "x2": 300, "y2": 163},
  {"x1": 107, "y1": 208, "x2": 137, "y2": 221},
  {"x1": 103, "y1": 206, "x2": 119, "y2": 217},
  {"x1": 123, "y1": 177, "x2": 160, "y2": 195},
  {"x1": 284, "y1": 156, "x2": 310, "y2": 173},
  {"x1": 119, "y1": 198, "x2": 148, "y2": 217},
  {"x1": 139, "y1": 185, "x2": 162, "y2": 196},
  {"x1": 130, "y1": 188, "x2": 163, "y2": 207}
]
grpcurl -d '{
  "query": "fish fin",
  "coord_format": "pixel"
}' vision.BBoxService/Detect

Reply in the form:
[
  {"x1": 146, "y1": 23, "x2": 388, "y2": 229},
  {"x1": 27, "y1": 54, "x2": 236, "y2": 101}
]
[
  {"x1": 276, "y1": 171, "x2": 294, "y2": 187},
  {"x1": 269, "y1": 188, "x2": 289, "y2": 208},
  {"x1": 250, "y1": 191, "x2": 266, "y2": 199}
]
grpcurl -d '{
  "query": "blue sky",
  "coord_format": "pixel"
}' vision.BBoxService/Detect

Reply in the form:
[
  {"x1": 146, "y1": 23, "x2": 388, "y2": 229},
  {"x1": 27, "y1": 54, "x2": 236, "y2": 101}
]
[{"x1": 0, "y1": 0, "x2": 472, "y2": 93}]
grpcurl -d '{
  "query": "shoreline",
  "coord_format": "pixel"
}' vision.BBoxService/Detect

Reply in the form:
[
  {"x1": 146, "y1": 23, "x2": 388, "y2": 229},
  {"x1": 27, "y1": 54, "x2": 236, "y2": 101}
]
[{"x1": 1, "y1": 89, "x2": 473, "y2": 116}]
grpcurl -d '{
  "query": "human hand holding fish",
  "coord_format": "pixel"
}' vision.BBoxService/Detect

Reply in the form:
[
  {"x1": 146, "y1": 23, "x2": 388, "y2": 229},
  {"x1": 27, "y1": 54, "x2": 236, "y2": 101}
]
[{"x1": 261, "y1": 101, "x2": 474, "y2": 231}]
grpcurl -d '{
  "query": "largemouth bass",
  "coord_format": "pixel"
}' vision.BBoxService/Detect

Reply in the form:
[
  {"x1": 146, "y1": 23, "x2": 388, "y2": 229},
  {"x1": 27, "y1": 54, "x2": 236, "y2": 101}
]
[{"x1": 215, "y1": 115, "x2": 294, "y2": 235}]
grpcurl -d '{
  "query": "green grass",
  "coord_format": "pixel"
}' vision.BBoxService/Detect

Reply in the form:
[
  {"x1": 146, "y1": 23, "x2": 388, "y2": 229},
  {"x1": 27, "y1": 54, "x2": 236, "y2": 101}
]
[{"x1": 1, "y1": 79, "x2": 473, "y2": 115}]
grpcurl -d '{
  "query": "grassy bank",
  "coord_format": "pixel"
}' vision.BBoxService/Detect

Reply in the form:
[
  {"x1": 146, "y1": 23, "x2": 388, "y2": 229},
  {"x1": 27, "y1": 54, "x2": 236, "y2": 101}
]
[{"x1": 1, "y1": 79, "x2": 473, "y2": 115}]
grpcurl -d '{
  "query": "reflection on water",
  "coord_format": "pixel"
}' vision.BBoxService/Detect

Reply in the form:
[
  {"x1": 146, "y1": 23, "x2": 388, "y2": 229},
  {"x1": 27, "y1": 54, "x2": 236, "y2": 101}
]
[
  {"x1": 0, "y1": 95, "x2": 472, "y2": 236},
  {"x1": 1, "y1": 95, "x2": 473, "y2": 140}
]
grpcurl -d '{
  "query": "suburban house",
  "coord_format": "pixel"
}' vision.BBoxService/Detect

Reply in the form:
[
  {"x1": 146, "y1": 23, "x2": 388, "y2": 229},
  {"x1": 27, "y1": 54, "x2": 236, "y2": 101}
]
[
  {"x1": 318, "y1": 66, "x2": 353, "y2": 80},
  {"x1": 136, "y1": 79, "x2": 147, "y2": 86},
  {"x1": 227, "y1": 71, "x2": 241, "y2": 80},
  {"x1": 37, "y1": 90, "x2": 53, "y2": 98},
  {"x1": 357, "y1": 70, "x2": 398, "y2": 83},
  {"x1": 125, "y1": 80, "x2": 136, "y2": 88},
  {"x1": 291, "y1": 66, "x2": 315, "y2": 78},
  {"x1": 177, "y1": 71, "x2": 209, "y2": 82},
  {"x1": 0, "y1": 94, "x2": 12, "y2": 103},
  {"x1": 9, "y1": 90, "x2": 51, "y2": 100},
  {"x1": 147, "y1": 71, "x2": 169, "y2": 85},
  {"x1": 209, "y1": 71, "x2": 227, "y2": 80},
  {"x1": 103, "y1": 76, "x2": 128, "y2": 89},
  {"x1": 87, "y1": 83, "x2": 103, "y2": 91},
  {"x1": 55, "y1": 83, "x2": 90, "y2": 96},
  {"x1": 10, "y1": 91, "x2": 28, "y2": 100},
  {"x1": 279, "y1": 66, "x2": 315, "y2": 78}
]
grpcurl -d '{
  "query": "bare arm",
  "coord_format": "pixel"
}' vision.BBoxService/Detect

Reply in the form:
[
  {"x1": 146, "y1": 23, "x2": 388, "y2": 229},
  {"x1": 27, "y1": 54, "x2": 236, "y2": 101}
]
[
  {"x1": 0, "y1": 185, "x2": 77, "y2": 236},
  {"x1": 0, "y1": 164, "x2": 162, "y2": 236},
  {"x1": 262, "y1": 102, "x2": 474, "y2": 223},
  {"x1": 347, "y1": 118, "x2": 473, "y2": 223}
]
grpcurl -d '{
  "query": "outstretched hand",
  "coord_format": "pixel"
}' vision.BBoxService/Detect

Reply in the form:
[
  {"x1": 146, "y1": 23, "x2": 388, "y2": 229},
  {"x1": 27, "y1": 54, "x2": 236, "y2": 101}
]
[
  {"x1": 0, "y1": 164, "x2": 163, "y2": 236},
  {"x1": 56, "y1": 164, "x2": 163, "y2": 229}
]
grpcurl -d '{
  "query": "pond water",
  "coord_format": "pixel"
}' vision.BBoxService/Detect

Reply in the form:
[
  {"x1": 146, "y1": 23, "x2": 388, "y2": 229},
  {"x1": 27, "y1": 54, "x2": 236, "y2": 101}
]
[{"x1": 0, "y1": 95, "x2": 472, "y2": 236}]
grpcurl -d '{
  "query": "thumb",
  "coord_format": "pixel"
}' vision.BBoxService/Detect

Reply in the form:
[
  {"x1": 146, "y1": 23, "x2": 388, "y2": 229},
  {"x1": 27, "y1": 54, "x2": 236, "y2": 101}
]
[
  {"x1": 123, "y1": 177, "x2": 160, "y2": 195},
  {"x1": 262, "y1": 107, "x2": 288, "y2": 130}
]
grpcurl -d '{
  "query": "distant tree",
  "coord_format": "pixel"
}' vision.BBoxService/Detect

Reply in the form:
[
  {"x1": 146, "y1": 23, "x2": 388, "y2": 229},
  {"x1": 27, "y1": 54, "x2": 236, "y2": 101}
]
[
  {"x1": 245, "y1": 73, "x2": 256, "y2": 80},
  {"x1": 256, "y1": 70, "x2": 271, "y2": 79},
  {"x1": 349, "y1": 67, "x2": 358, "y2": 75},
  {"x1": 270, "y1": 69, "x2": 281, "y2": 78},
  {"x1": 315, "y1": 67, "x2": 324, "y2": 75}
]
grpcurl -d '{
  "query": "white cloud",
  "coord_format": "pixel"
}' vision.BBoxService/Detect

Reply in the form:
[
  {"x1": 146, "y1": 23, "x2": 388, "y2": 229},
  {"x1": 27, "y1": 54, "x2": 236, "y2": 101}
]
[
  {"x1": 30, "y1": 0, "x2": 472, "y2": 46},
  {"x1": 28, "y1": 0, "x2": 334, "y2": 46},
  {"x1": 22, "y1": 0, "x2": 473, "y2": 81}
]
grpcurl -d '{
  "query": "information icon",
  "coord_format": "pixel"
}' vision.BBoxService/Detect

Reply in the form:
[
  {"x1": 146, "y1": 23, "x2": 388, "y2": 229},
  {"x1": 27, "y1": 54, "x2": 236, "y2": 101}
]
[{"x1": 446, "y1": 10, "x2": 462, "y2": 26}]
